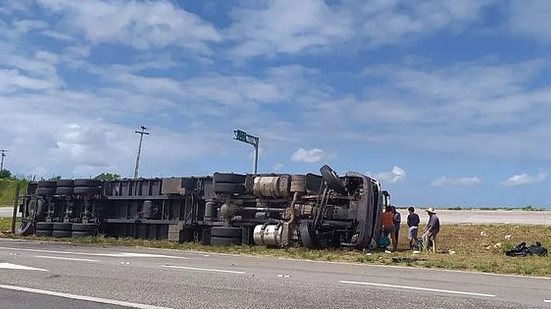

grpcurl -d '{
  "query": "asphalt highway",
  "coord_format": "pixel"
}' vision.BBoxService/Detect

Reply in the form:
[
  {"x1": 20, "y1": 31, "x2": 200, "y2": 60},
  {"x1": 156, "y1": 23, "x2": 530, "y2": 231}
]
[{"x1": 0, "y1": 239, "x2": 550, "y2": 308}]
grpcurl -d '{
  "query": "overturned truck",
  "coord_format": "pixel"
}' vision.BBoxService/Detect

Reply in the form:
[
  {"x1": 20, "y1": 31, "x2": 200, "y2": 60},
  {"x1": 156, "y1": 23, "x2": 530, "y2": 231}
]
[{"x1": 16, "y1": 165, "x2": 389, "y2": 249}]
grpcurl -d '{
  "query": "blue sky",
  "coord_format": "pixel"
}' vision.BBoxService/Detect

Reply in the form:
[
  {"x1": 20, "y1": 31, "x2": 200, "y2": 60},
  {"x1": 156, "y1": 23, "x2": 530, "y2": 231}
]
[{"x1": 1, "y1": 0, "x2": 551, "y2": 208}]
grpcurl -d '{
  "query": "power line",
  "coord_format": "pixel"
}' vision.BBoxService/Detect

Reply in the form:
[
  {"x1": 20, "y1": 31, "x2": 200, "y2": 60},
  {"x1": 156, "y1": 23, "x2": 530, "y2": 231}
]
[
  {"x1": 0, "y1": 149, "x2": 8, "y2": 171},
  {"x1": 133, "y1": 126, "x2": 149, "y2": 179}
]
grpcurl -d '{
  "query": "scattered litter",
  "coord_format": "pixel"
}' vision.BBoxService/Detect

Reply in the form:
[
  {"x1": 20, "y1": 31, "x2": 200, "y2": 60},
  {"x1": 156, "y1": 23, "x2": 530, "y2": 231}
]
[
  {"x1": 412, "y1": 250, "x2": 420, "y2": 254},
  {"x1": 485, "y1": 245, "x2": 492, "y2": 250},
  {"x1": 9, "y1": 253, "x2": 19, "y2": 256},
  {"x1": 384, "y1": 250, "x2": 392, "y2": 254},
  {"x1": 277, "y1": 274, "x2": 291, "y2": 278},
  {"x1": 120, "y1": 261, "x2": 130, "y2": 265},
  {"x1": 480, "y1": 231, "x2": 488, "y2": 237},
  {"x1": 505, "y1": 235, "x2": 512, "y2": 240},
  {"x1": 364, "y1": 252, "x2": 372, "y2": 256},
  {"x1": 448, "y1": 250, "x2": 456, "y2": 255},
  {"x1": 493, "y1": 243, "x2": 502, "y2": 249}
]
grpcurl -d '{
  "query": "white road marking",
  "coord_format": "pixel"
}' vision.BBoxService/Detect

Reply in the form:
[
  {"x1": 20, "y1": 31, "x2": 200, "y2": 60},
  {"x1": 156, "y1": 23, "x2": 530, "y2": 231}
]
[
  {"x1": 339, "y1": 280, "x2": 496, "y2": 298},
  {"x1": 35, "y1": 255, "x2": 99, "y2": 262},
  {"x1": 0, "y1": 263, "x2": 48, "y2": 272},
  {"x1": 0, "y1": 284, "x2": 172, "y2": 309},
  {"x1": 544, "y1": 299, "x2": 551, "y2": 303},
  {"x1": 163, "y1": 265, "x2": 245, "y2": 274},
  {"x1": 0, "y1": 246, "x2": 187, "y2": 259}
]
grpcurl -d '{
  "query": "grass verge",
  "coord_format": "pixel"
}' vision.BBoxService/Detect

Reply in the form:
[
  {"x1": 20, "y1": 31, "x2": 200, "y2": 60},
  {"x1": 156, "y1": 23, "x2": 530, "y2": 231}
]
[{"x1": 1, "y1": 218, "x2": 549, "y2": 276}]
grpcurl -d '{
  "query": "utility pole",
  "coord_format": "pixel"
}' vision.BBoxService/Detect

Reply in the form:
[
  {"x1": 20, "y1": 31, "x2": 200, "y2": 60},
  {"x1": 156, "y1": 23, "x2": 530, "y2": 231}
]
[
  {"x1": 0, "y1": 149, "x2": 7, "y2": 171},
  {"x1": 233, "y1": 129, "x2": 260, "y2": 175},
  {"x1": 133, "y1": 126, "x2": 149, "y2": 179}
]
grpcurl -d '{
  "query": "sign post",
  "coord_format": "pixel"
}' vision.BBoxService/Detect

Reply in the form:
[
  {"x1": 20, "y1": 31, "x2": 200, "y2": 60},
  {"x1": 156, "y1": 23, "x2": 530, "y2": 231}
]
[{"x1": 233, "y1": 129, "x2": 259, "y2": 175}]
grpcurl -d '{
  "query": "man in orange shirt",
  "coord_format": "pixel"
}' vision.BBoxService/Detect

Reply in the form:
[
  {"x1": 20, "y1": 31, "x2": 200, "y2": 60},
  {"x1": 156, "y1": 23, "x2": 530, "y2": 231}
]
[{"x1": 381, "y1": 206, "x2": 396, "y2": 250}]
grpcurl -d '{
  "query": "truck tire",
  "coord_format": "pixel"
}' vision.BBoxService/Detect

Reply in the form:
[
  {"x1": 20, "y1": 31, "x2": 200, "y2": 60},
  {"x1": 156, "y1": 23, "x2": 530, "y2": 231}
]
[
  {"x1": 210, "y1": 236, "x2": 241, "y2": 246},
  {"x1": 53, "y1": 222, "x2": 72, "y2": 231},
  {"x1": 35, "y1": 222, "x2": 54, "y2": 230},
  {"x1": 37, "y1": 181, "x2": 56, "y2": 188},
  {"x1": 52, "y1": 230, "x2": 71, "y2": 238},
  {"x1": 213, "y1": 183, "x2": 245, "y2": 194},
  {"x1": 55, "y1": 186, "x2": 74, "y2": 195},
  {"x1": 72, "y1": 223, "x2": 98, "y2": 232},
  {"x1": 320, "y1": 165, "x2": 347, "y2": 194},
  {"x1": 211, "y1": 227, "x2": 242, "y2": 238},
  {"x1": 35, "y1": 229, "x2": 52, "y2": 237},
  {"x1": 299, "y1": 221, "x2": 317, "y2": 248},
  {"x1": 74, "y1": 186, "x2": 101, "y2": 195},
  {"x1": 15, "y1": 221, "x2": 34, "y2": 236},
  {"x1": 72, "y1": 231, "x2": 94, "y2": 238},
  {"x1": 56, "y1": 180, "x2": 74, "y2": 187},
  {"x1": 213, "y1": 173, "x2": 246, "y2": 183},
  {"x1": 37, "y1": 188, "x2": 56, "y2": 196},
  {"x1": 74, "y1": 179, "x2": 102, "y2": 187}
]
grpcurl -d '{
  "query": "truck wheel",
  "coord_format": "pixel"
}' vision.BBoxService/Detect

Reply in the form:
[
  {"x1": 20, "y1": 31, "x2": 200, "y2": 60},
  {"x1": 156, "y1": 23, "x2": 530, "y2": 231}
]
[
  {"x1": 37, "y1": 181, "x2": 56, "y2": 188},
  {"x1": 299, "y1": 221, "x2": 317, "y2": 248},
  {"x1": 72, "y1": 223, "x2": 98, "y2": 232},
  {"x1": 71, "y1": 231, "x2": 94, "y2": 238},
  {"x1": 53, "y1": 222, "x2": 72, "y2": 231},
  {"x1": 211, "y1": 227, "x2": 242, "y2": 238},
  {"x1": 210, "y1": 236, "x2": 241, "y2": 246},
  {"x1": 213, "y1": 183, "x2": 245, "y2": 194},
  {"x1": 52, "y1": 230, "x2": 71, "y2": 238},
  {"x1": 74, "y1": 179, "x2": 102, "y2": 187},
  {"x1": 73, "y1": 186, "x2": 101, "y2": 195},
  {"x1": 213, "y1": 173, "x2": 246, "y2": 183},
  {"x1": 55, "y1": 187, "x2": 74, "y2": 195},
  {"x1": 35, "y1": 229, "x2": 52, "y2": 237},
  {"x1": 37, "y1": 188, "x2": 56, "y2": 196},
  {"x1": 15, "y1": 221, "x2": 34, "y2": 236},
  {"x1": 35, "y1": 222, "x2": 54, "y2": 230},
  {"x1": 56, "y1": 180, "x2": 74, "y2": 187},
  {"x1": 320, "y1": 165, "x2": 347, "y2": 194}
]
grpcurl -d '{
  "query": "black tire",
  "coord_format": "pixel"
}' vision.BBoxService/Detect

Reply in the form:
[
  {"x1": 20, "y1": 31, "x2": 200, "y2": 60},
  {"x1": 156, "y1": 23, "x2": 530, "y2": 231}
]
[
  {"x1": 56, "y1": 179, "x2": 74, "y2": 187},
  {"x1": 35, "y1": 222, "x2": 54, "y2": 230},
  {"x1": 213, "y1": 173, "x2": 246, "y2": 183},
  {"x1": 55, "y1": 186, "x2": 74, "y2": 195},
  {"x1": 37, "y1": 181, "x2": 56, "y2": 188},
  {"x1": 320, "y1": 165, "x2": 347, "y2": 194},
  {"x1": 211, "y1": 227, "x2": 242, "y2": 238},
  {"x1": 71, "y1": 231, "x2": 94, "y2": 238},
  {"x1": 37, "y1": 187, "x2": 56, "y2": 196},
  {"x1": 299, "y1": 220, "x2": 318, "y2": 248},
  {"x1": 15, "y1": 221, "x2": 34, "y2": 236},
  {"x1": 72, "y1": 223, "x2": 99, "y2": 232},
  {"x1": 210, "y1": 236, "x2": 241, "y2": 246},
  {"x1": 213, "y1": 183, "x2": 245, "y2": 194},
  {"x1": 53, "y1": 222, "x2": 72, "y2": 231},
  {"x1": 35, "y1": 229, "x2": 52, "y2": 237},
  {"x1": 52, "y1": 230, "x2": 71, "y2": 238},
  {"x1": 74, "y1": 186, "x2": 101, "y2": 195},
  {"x1": 74, "y1": 179, "x2": 102, "y2": 187}
]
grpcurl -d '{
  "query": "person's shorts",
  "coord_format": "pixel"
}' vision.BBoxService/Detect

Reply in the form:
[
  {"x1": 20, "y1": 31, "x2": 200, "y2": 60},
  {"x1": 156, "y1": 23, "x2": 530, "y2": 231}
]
[{"x1": 408, "y1": 226, "x2": 418, "y2": 240}]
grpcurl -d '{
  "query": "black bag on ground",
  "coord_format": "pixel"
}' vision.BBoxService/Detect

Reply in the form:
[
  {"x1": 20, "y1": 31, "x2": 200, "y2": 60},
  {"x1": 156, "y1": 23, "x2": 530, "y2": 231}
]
[
  {"x1": 505, "y1": 241, "x2": 548, "y2": 257},
  {"x1": 527, "y1": 242, "x2": 548, "y2": 257}
]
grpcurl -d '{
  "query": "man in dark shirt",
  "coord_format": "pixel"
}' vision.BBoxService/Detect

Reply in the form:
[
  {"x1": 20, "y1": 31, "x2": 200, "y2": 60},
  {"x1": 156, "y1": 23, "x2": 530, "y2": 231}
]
[
  {"x1": 407, "y1": 207, "x2": 420, "y2": 249},
  {"x1": 422, "y1": 207, "x2": 440, "y2": 253}
]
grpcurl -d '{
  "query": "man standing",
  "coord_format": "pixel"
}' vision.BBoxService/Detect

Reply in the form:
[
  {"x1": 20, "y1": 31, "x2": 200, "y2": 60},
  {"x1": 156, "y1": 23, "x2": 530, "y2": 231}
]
[
  {"x1": 407, "y1": 207, "x2": 420, "y2": 250},
  {"x1": 390, "y1": 206, "x2": 401, "y2": 251},
  {"x1": 422, "y1": 207, "x2": 440, "y2": 253},
  {"x1": 381, "y1": 206, "x2": 395, "y2": 250}
]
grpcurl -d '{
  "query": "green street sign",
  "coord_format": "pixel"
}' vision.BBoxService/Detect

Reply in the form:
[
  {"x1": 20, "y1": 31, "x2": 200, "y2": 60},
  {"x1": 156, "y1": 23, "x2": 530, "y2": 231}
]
[{"x1": 233, "y1": 129, "x2": 258, "y2": 146}]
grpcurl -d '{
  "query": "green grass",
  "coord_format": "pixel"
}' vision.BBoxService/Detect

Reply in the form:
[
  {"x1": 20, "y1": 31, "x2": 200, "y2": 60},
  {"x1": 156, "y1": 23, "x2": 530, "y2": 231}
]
[
  {"x1": 0, "y1": 179, "x2": 27, "y2": 207},
  {"x1": 1, "y1": 219, "x2": 550, "y2": 277}
]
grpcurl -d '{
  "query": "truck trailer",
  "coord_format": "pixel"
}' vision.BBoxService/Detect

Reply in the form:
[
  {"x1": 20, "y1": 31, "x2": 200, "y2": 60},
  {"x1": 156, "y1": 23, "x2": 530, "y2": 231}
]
[{"x1": 15, "y1": 165, "x2": 389, "y2": 250}]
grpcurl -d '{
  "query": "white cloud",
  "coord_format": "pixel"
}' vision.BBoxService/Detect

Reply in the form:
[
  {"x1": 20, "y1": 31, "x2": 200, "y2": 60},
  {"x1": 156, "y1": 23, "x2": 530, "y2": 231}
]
[
  {"x1": 500, "y1": 172, "x2": 546, "y2": 187},
  {"x1": 37, "y1": 0, "x2": 221, "y2": 52},
  {"x1": 227, "y1": 0, "x2": 494, "y2": 58},
  {"x1": 373, "y1": 166, "x2": 406, "y2": 183},
  {"x1": 508, "y1": 0, "x2": 551, "y2": 44},
  {"x1": 431, "y1": 176, "x2": 481, "y2": 187},
  {"x1": 291, "y1": 148, "x2": 325, "y2": 163}
]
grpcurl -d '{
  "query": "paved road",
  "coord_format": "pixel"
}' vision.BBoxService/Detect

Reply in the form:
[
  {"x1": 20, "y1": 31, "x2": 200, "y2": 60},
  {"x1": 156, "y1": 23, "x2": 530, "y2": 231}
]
[
  {"x1": 0, "y1": 239, "x2": 549, "y2": 308},
  {"x1": 0, "y1": 207, "x2": 13, "y2": 218}
]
